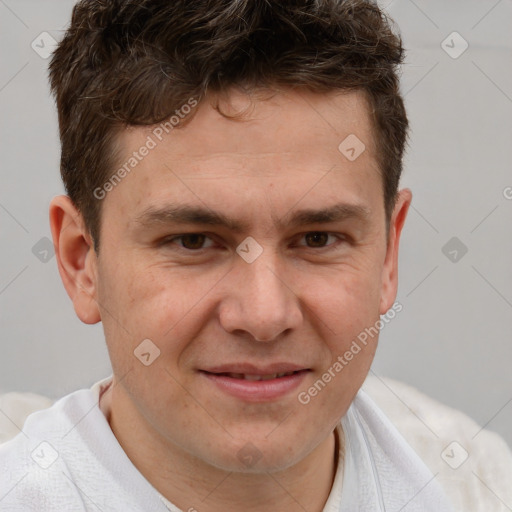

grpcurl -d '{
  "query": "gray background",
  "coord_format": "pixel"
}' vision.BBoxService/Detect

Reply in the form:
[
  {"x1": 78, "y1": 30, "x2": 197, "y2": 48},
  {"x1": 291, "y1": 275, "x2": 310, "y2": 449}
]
[{"x1": 1, "y1": 0, "x2": 511, "y2": 449}]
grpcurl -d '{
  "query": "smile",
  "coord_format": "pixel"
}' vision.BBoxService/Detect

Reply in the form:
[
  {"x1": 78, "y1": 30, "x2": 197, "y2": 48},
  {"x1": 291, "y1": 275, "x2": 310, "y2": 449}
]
[{"x1": 200, "y1": 368, "x2": 310, "y2": 402}]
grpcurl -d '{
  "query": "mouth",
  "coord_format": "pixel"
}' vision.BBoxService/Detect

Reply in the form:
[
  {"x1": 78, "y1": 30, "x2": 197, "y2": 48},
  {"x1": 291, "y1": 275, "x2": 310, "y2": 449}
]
[
  {"x1": 209, "y1": 371, "x2": 299, "y2": 381},
  {"x1": 199, "y1": 365, "x2": 310, "y2": 402}
]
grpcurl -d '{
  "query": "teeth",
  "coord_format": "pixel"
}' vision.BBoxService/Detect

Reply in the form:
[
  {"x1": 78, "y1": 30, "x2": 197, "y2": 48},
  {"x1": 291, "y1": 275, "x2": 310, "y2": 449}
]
[
  {"x1": 225, "y1": 372, "x2": 295, "y2": 381},
  {"x1": 245, "y1": 374, "x2": 275, "y2": 381}
]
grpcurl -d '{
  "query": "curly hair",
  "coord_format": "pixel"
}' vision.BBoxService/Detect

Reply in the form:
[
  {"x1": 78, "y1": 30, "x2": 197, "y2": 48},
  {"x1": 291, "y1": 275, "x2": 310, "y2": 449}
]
[{"x1": 49, "y1": 0, "x2": 407, "y2": 251}]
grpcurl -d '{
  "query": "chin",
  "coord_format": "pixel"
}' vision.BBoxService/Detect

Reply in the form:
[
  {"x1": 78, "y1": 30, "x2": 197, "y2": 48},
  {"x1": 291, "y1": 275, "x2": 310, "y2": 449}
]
[{"x1": 197, "y1": 431, "x2": 313, "y2": 475}]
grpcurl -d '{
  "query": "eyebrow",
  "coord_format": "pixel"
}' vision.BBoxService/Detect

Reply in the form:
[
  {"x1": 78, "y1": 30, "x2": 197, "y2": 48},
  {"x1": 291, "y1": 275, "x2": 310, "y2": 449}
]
[
  {"x1": 286, "y1": 203, "x2": 371, "y2": 227},
  {"x1": 133, "y1": 202, "x2": 371, "y2": 232}
]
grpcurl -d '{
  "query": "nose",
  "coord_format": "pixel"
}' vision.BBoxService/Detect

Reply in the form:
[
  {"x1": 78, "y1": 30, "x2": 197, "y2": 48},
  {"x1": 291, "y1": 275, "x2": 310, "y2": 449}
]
[{"x1": 218, "y1": 253, "x2": 303, "y2": 342}]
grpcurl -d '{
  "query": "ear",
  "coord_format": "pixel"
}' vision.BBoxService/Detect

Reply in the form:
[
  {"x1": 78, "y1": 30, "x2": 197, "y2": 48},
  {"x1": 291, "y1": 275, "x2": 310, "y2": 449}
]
[
  {"x1": 49, "y1": 195, "x2": 101, "y2": 324},
  {"x1": 379, "y1": 188, "x2": 412, "y2": 314}
]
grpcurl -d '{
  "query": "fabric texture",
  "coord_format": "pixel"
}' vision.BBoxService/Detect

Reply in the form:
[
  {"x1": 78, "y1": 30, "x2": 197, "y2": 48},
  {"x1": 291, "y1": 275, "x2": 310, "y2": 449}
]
[
  {"x1": 0, "y1": 375, "x2": 507, "y2": 511},
  {"x1": 361, "y1": 375, "x2": 512, "y2": 512}
]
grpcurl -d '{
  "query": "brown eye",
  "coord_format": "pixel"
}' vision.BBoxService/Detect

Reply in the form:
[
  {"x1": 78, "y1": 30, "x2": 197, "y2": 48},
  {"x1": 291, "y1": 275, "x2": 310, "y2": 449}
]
[
  {"x1": 304, "y1": 232, "x2": 330, "y2": 247},
  {"x1": 179, "y1": 234, "x2": 208, "y2": 250}
]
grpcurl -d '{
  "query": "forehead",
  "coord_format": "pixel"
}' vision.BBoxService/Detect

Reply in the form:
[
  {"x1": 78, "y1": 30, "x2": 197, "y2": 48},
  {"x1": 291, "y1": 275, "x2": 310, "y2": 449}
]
[
  {"x1": 129, "y1": 88, "x2": 374, "y2": 161},
  {"x1": 103, "y1": 88, "x2": 381, "y2": 227}
]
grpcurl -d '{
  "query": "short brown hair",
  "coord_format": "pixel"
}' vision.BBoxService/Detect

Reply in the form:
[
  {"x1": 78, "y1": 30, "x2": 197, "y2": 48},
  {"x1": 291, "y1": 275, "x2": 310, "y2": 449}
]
[{"x1": 49, "y1": 0, "x2": 407, "y2": 252}]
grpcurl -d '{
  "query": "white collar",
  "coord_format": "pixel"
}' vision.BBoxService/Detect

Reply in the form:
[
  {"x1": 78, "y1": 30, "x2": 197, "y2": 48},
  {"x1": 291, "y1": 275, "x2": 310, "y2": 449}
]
[{"x1": 93, "y1": 376, "x2": 452, "y2": 511}]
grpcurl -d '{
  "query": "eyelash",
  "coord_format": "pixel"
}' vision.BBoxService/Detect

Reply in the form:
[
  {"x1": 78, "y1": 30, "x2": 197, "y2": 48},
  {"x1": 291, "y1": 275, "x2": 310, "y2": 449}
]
[{"x1": 163, "y1": 232, "x2": 346, "y2": 252}]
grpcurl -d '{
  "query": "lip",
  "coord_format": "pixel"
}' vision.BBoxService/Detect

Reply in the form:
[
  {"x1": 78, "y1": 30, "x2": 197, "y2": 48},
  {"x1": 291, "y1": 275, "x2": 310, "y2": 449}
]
[
  {"x1": 200, "y1": 363, "x2": 310, "y2": 402},
  {"x1": 203, "y1": 363, "x2": 307, "y2": 375}
]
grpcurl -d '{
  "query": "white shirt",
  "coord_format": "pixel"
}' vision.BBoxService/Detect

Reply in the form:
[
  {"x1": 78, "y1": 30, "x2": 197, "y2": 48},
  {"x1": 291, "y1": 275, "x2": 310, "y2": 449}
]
[{"x1": 0, "y1": 376, "x2": 453, "y2": 511}]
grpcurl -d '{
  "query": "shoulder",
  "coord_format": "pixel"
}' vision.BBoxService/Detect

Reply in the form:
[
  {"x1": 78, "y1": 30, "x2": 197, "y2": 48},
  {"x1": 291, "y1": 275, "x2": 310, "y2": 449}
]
[
  {"x1": 0, "y1": 391, "x2": 53, "y2": 445},
  {"x1": 362, "y1": 374, "x2": 512, "y2": 512},
  {"x1": 0, "y1": 388, "x2": 100, "y2": 511}
]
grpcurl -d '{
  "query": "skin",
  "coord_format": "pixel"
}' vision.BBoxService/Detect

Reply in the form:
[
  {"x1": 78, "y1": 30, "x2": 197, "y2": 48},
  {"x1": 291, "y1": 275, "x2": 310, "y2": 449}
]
[{"x1": 50, "y1": 88, "x2": 411, "y2": 512}]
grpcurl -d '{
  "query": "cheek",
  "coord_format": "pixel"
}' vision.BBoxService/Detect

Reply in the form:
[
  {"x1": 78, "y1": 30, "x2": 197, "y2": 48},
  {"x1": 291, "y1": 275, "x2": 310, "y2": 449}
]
[
  {"x1": 298, "y1": 262, "x2": 383, "y2": 407},
  {"x1": 297, "y1": 274, "x2": 382, "y2": 424},
  {"x1": 302, "y1": 262, "x2": 384, "y2": 340},
  {"x1": 97, "y1": 257, "x2": 223, "y2": 362}
]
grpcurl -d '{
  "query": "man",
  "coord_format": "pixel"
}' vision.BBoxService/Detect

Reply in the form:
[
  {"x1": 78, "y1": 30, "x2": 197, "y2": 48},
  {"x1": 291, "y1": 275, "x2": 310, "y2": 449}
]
[{"x1": 0, "y1": 1, "x2": 455, "y2": 510}]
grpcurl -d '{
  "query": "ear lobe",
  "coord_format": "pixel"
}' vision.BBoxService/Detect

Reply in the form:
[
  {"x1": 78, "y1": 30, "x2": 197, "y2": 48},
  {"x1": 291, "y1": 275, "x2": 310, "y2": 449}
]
[
  {"x1": 379, "y1": 188, "x2": 412, "y2": 315},
  {"x1": 49, "y1": 195, "x2": 101, "y2": 325}
]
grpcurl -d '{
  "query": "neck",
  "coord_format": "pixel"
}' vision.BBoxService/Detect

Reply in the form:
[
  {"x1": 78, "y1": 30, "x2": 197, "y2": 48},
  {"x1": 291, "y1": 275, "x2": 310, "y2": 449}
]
[{"x1": 106, "y1": 387, "x2": 341, "y2": 512}]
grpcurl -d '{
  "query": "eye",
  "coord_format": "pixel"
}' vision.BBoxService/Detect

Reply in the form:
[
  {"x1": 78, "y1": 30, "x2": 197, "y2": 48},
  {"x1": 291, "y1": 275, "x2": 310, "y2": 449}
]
[
  {"x1": 299, "y1": 232, "x2": 341, "y2": 248},
  {"x1": 166, "y1": 233, "x2": 215, "y2": 250}
]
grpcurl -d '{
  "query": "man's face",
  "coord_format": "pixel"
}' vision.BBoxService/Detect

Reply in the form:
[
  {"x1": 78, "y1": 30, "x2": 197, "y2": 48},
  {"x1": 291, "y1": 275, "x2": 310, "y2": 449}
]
[{"x1": 86, "y1": 89, "x2": 406, "y2": 472}]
